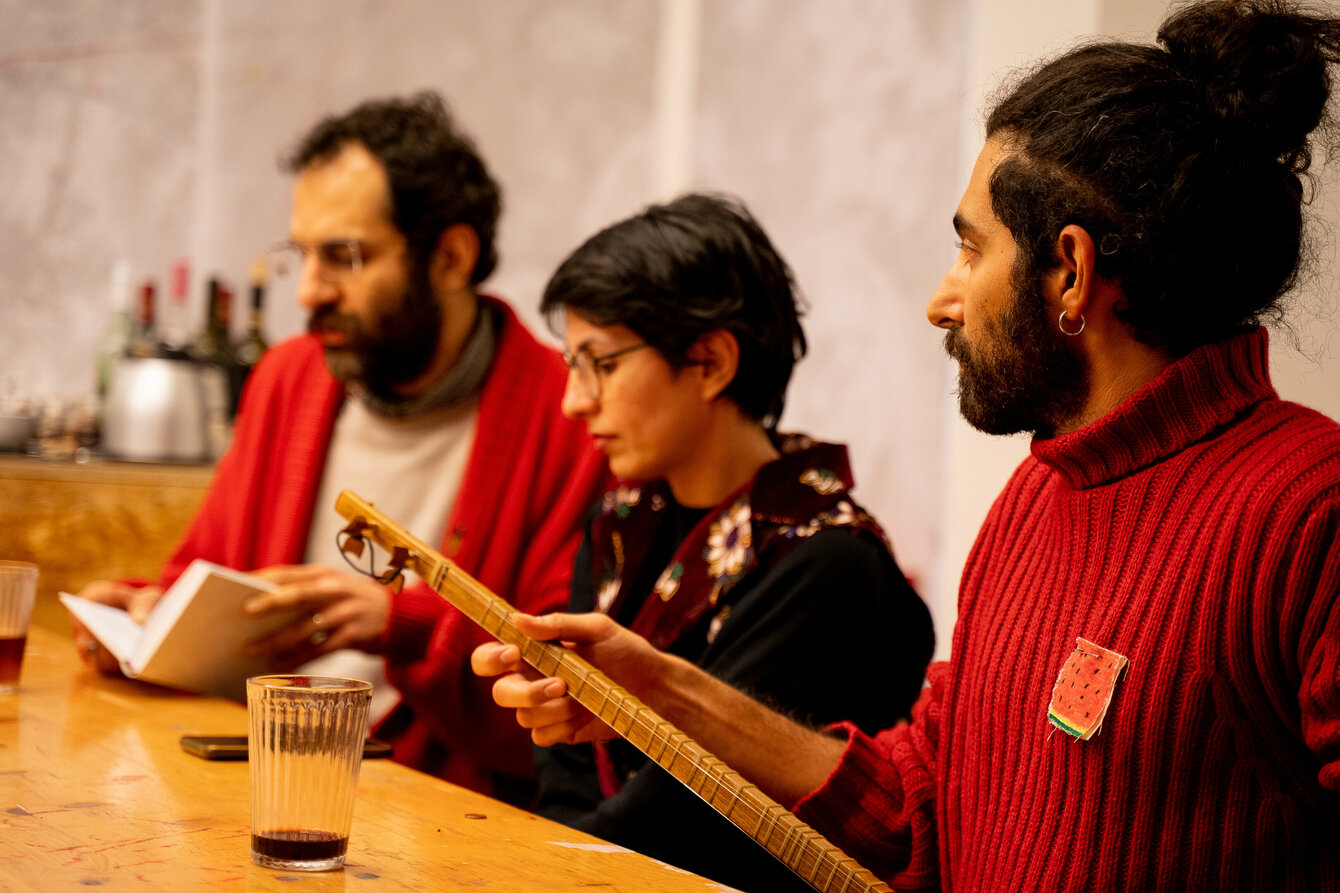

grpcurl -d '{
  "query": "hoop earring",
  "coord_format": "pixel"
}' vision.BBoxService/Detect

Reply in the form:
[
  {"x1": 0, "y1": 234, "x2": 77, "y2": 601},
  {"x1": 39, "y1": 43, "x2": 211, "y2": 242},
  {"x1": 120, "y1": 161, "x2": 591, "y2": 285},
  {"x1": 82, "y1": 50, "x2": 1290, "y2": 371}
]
[{"x1": 1058, "y1": 311, "x2": 1085, "y2": 336}]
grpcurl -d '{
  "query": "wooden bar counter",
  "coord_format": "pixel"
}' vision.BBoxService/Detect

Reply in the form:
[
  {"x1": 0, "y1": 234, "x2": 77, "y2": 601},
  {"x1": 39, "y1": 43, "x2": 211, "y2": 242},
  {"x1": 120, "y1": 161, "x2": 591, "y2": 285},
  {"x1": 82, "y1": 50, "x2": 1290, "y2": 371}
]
[
  {"x1": 0, "y1": 454, "x2": 214, "y2": 634},
  {"x1": 0, "y1": 626, "x2": 737, "y2": 891}
]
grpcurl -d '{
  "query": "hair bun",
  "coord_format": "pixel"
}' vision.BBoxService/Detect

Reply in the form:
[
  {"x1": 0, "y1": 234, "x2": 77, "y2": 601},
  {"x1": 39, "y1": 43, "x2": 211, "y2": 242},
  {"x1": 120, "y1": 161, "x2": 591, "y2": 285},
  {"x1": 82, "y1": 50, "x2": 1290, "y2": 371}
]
[{"x1": 1159, "y1": 0, "x2": 1340, "y2": 169}]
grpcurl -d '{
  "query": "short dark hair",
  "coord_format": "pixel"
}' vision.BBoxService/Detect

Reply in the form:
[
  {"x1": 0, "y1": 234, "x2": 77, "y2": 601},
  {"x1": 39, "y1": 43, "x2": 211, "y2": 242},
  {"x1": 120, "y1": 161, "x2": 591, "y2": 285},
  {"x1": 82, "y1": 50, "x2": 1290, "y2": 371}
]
[
  {"x1": 285, "y1": 91, "x2": 502, "y2": 284},
  {"x1": 984, "y1": 0, "x2": 1340, "y2": 355},
  {"x1": 541, "y1": 193, "x2": 808, "y2": 428}
]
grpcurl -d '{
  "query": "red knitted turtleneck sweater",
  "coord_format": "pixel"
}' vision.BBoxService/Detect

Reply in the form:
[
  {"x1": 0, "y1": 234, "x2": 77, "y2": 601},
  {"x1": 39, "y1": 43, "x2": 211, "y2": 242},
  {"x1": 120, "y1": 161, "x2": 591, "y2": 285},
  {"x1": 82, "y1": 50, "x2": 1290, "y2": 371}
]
[{"x1": 797, "y1": 327, "x2": 1340, "y2": 892}]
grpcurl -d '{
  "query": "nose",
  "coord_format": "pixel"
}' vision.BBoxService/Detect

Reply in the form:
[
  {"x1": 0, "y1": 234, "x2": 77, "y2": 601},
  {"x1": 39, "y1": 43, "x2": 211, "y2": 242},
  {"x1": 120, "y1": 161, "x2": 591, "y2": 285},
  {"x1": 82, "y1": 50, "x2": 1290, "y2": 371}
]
[
  {"x1": 295, "y1": 259, "x2": 338, "y2": 311},
  {"x1": 560, "y1": 368, "x2": 597, "y2": 420},
  {"x1": 926, "y1": 260, "x2": 964, "y2": 330}
]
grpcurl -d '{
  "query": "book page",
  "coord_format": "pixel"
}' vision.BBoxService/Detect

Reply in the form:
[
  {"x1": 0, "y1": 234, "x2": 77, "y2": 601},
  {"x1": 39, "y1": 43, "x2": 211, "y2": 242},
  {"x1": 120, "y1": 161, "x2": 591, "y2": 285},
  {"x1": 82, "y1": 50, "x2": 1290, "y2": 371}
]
[
  {"x1": 133, "y1": 559, "x2": 215, "y2": 663},
  {"x1": 135, "y1": 560, "x2": 304, "y2": 701},
  {"x1": 63, "y1": 561, "x2": 308, "y2": 701},
  {"x1": 57, "y1": 595, "x2": 143, "y2": 674}
]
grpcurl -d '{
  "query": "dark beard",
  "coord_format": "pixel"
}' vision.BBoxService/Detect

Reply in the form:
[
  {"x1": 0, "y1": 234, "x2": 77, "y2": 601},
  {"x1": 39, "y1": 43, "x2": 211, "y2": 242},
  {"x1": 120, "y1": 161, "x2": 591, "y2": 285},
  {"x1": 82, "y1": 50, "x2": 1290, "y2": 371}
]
[
  {"x1": 308, "y1": 259, "x2": 443, "y2": 403},
  {"x1": 943, "y1": 269, "x2": 1087, "y2": 439}
]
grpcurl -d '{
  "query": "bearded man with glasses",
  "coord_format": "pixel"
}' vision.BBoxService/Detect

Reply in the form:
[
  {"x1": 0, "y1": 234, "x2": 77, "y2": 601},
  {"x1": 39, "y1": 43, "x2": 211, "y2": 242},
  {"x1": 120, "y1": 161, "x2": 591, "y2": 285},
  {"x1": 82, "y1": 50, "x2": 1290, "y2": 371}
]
[{"x1": 69, "y1": 92, "x2": 611, "y2": 805}]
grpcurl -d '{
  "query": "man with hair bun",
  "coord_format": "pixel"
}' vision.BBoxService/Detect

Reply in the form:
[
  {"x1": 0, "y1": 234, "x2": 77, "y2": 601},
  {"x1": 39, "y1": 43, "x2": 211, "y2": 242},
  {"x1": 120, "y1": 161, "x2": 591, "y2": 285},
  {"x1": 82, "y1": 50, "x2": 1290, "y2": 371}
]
[{"x1": 474, "y1": 2, "x2": 1340, "y2": 888}]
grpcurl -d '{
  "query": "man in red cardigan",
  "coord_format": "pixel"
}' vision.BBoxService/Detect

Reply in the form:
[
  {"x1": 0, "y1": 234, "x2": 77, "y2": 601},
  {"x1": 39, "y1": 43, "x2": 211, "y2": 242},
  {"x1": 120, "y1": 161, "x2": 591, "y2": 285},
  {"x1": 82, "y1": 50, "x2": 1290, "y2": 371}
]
[
  {"x1": 71, "y1": 92, "x2": 609, "y2": 803},
  {"x1": 475, "y1": 1, "x2": 1340, "y2": 887}
]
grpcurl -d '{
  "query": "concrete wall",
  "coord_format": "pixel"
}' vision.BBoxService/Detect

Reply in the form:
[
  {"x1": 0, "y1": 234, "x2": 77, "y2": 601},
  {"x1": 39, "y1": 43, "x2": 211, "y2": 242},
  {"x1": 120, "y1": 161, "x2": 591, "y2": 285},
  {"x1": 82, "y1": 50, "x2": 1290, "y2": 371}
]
[
  {"x1": 2, "y1": 1, "x2": 1336, "y2": 660},
  {"x1": 931, "y1": 0, "x2": 1340, "y2": 659},
  {"x1": 0, "y1": 0, "x2": 967, "y2": 617}
]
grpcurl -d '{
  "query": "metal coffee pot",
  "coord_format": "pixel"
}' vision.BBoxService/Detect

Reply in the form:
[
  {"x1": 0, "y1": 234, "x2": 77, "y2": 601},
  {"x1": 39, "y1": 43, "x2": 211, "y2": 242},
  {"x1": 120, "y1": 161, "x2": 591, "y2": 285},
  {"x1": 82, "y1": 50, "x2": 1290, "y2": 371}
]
[{"x1": 101, "y1": 356, "x2": 218, "y2": 463}]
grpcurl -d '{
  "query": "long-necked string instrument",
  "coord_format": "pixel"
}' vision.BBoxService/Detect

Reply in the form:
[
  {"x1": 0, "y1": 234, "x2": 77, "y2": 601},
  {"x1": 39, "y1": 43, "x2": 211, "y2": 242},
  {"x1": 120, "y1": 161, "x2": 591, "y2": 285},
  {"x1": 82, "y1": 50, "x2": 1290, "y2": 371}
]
[{"x1": 333, "y1": 490, "x2": 892, "y2": 893}]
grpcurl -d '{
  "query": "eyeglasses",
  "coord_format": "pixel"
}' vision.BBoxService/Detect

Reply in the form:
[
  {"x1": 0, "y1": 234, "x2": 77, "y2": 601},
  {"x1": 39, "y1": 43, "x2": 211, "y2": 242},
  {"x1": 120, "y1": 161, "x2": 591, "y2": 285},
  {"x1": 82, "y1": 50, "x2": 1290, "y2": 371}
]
[
  {"x1": 562, "y1": 343, "x2": 650, "y2": 399},
  {"x1": 266, "y1": 239, "x2": 365, "y2": 282}
]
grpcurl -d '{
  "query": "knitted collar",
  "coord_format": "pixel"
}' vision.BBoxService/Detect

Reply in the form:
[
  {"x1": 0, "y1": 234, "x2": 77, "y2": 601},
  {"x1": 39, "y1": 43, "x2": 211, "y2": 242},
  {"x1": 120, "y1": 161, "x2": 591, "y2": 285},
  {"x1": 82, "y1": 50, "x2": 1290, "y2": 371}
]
[
  {"x1": 1030, "y1": 326, "x2": 1276, "y2": 490},
  {"x1": 356, "y1": 300, "x2": 496, "y2": 420}
]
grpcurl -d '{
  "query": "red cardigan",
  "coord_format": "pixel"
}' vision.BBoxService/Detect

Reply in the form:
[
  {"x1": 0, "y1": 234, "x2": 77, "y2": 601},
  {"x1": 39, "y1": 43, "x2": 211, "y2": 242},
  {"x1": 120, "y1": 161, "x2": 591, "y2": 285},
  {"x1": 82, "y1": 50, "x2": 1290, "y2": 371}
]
[
  {"x1": 159, "y1": 296, "x2": 610, "y2": 799},
  {"x1": 797, "y1": 328, "x2": 1340, "y2": 891}
]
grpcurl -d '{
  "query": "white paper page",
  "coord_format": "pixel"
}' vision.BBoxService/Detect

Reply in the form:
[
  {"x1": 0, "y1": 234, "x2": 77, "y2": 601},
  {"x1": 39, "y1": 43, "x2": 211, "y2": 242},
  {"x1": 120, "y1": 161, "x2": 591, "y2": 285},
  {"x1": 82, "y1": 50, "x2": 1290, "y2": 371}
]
[
  {"x1": 57, "y1": 594, "x2": 144, "y2": 675},
  {"x1": 62, "y1": 562, "x2": 300, "y2": 700},
  {"x1": 133, "y1": 561, "x2": 300, "y2": 700},
  {"x1": 133, "y1": 559, "x2": 213, "y2": 663}
]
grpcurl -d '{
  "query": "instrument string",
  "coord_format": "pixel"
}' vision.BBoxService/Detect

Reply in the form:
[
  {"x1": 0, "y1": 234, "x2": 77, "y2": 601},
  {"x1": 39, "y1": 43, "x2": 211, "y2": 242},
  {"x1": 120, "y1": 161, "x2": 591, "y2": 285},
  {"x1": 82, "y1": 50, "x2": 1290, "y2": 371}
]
[
  {"x1": 335, "y1": 497, "x2": 891, "y2": 893},
  {"x1": 450, "y1": 555, "x2": 872, "y2": 884}
]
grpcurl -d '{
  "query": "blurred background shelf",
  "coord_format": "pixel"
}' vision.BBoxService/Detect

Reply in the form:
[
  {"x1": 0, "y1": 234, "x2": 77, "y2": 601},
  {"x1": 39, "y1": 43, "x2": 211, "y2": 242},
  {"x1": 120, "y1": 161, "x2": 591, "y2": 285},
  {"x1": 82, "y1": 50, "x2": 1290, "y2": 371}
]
[{"x1": 0, "y1": 455, "x2": 213, "y2": 634}]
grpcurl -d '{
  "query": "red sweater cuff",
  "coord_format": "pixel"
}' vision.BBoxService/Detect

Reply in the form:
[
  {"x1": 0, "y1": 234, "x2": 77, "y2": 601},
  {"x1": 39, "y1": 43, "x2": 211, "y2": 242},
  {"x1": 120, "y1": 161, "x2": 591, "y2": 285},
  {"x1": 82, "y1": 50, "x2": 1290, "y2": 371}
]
[{"x1": 794, "y1": 720, "x2": 865, "y2": 818}]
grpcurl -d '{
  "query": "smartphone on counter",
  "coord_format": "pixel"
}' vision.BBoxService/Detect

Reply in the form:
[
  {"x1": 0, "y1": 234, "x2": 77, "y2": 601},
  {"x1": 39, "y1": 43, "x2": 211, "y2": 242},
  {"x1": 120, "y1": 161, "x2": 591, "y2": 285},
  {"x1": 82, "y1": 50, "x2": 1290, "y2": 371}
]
[{"x1": 180, "y1": 735, "x2": 393, "y2": 761}]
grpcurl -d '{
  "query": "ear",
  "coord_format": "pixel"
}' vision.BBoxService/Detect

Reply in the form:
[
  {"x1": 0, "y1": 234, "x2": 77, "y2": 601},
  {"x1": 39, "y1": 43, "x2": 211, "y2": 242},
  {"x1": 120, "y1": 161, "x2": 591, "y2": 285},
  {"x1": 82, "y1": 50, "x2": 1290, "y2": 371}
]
[
  {"x1": 429, "y1": 223, "x2": 481, "y2": 294},
  {"x1": 686, "y1": 329, "x2": 739, "y2": 403},
  {"x1": 1050, "y1": 223, "x2": 1097, "y2": 326}
]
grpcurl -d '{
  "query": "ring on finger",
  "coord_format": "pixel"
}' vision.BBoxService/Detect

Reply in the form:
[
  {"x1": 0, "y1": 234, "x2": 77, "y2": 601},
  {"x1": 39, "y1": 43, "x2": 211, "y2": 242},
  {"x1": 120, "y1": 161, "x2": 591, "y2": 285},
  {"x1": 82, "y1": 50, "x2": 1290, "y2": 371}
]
[
  {"x1": 310, "y1": 629, "x2": 329, "y2": 647},
  {"x1": 311, "y1": 612, "x2": 326, "y2": 628}
]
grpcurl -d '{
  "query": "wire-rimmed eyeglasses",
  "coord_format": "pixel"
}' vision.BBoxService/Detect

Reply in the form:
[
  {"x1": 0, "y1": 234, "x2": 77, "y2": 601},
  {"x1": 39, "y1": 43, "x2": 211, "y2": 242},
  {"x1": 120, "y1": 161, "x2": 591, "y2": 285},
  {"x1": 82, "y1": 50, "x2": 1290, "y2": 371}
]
[
  {"x1": 266, "y1": 238, "x2": 365, "y2": 283},
  {"x1": 562, "y1": 342, "x2": 650, "y2": 400}
]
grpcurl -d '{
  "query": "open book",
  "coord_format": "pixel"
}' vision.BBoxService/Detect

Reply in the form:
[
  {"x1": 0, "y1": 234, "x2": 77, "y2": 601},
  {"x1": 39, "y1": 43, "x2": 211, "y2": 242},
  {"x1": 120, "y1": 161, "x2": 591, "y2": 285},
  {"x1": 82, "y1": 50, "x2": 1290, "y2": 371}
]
[{"x1": 60, "y1": 559, "x2": 304, "y2": 701}]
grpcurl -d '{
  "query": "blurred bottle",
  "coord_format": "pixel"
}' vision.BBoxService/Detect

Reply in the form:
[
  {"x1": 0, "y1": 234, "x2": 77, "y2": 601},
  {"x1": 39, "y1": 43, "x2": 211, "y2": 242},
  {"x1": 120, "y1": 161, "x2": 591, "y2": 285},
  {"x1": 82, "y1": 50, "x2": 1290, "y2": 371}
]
[
  {"x1": 30, "y1": 399, "x2": 66, "y2": 460},
  {"x1": 231, "y1": 257, "x2": 270, "y2": 413},
  {"x1": 68, "y1": 395, "x2": 100, "y2": 463},
  {"x1": 96, "y1": 260, "x2": 135, "y2": 399},
  {"x1": 129, "y1": 280, "x2": 160, "y2": 358},
  {"x1": 191, "y1": 277, "x2": 233, "y2": 363},
  {"x1": 158, "y1": 259, "x2": 192, "y2": 357},
  {"x1": 190, "y1": 276, "x2": 237, "y2": 458},
  {"x1": 31, "y1": 396, "x2": 93, "y2": 462}
]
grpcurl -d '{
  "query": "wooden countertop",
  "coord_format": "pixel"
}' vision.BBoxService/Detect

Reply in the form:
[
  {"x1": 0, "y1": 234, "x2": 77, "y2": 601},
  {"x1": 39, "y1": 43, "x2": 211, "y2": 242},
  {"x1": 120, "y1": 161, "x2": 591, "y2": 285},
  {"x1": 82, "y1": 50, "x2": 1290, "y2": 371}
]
[
  {"x1": 0, "y1": 453, "x2": 215, "y2": 486},
  {"x1": 0, "y1": 626, "x2": 738, "y2": 891},
  {"x1": 0, "y1": 455, "x2": 214, "y2": 634}
]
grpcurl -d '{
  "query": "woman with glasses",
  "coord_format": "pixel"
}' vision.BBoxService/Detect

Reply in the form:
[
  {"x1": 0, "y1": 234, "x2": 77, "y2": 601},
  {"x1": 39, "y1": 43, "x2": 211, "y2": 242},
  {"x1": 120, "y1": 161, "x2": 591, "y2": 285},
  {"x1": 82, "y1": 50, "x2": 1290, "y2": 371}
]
[{"x1": 498, "y1": 193, "x2": 934, "y2": 893}]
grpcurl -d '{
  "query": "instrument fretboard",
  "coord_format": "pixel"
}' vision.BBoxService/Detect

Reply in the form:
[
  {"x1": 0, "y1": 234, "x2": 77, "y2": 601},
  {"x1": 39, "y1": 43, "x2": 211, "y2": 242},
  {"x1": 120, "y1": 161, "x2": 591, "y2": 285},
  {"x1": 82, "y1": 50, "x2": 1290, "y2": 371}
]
[{"x1": 335, "y1": 490, "x2": 892, "y2": 893}]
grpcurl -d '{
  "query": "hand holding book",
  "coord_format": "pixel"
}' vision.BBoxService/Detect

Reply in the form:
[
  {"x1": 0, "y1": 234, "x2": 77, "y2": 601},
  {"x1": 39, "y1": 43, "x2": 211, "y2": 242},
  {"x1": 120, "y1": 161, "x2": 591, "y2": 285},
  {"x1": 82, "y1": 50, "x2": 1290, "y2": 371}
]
[{"x1": 61, "y1": 560, "x2": 305, "y2": 700}]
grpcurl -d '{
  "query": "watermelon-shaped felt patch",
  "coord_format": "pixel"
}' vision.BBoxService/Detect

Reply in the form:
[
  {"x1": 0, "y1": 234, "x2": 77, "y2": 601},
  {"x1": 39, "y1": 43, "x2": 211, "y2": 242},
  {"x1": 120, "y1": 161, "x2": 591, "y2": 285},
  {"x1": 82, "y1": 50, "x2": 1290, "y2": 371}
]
[{"x1": 1047, "y1": 637, "x2": 1128, "y2": 741}]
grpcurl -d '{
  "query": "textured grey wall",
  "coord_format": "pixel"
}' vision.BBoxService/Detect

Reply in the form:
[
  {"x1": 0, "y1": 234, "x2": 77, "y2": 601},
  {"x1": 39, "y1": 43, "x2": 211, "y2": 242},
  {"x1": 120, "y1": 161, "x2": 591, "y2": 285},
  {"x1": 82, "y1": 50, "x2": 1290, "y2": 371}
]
[
  {"x1": 10, "y1": 1, "x2": 1333, "y2": 635},
  {"x1": 691, "y1": 1, "x2": 967, "y2": 589},
  {"x1": 0, "y1": 0, "x2": 966, "y2": 595}
]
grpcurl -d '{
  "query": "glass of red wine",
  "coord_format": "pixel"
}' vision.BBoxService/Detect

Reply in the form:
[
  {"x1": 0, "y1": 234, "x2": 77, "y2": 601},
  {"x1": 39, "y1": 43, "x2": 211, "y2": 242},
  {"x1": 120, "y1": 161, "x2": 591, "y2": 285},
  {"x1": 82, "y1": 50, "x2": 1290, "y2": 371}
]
[
  {"x1": 0, "y1": 561, "x2": 38, "y2": 695},
  {"x1": 246, "y1": 674, "x2": 373, "y2": 871}
]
